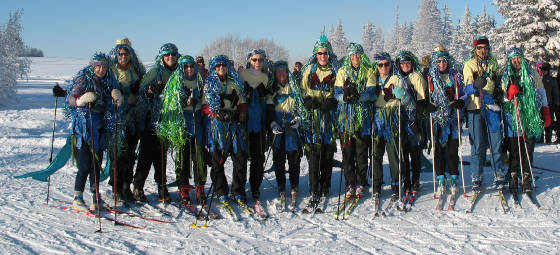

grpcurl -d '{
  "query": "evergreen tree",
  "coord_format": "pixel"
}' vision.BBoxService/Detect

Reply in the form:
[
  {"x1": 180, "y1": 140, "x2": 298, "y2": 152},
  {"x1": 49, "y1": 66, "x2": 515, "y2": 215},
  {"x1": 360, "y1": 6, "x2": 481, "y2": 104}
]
[
  {"x1": 329, "y1": 19, "x2": 349, "y2": 59},
  {"x1": 0, "y1": 9, "x2": 30, "y2": 107},
  {"x1": 372, "y1": 26, "x2": 385, "y2": 56},
  {"x1": 411, "y1": 0, "x2": 443, "y2": 57},
  {"x1": 474, "y1": 4, "x2": 495, "y2": 37},
  {"x1": 441, "y1": 5, "x2": 454, "y2": 48},
  {"x1": 362, "y1": 21, "x2": 376, "y2": 58},
  {"x1": 385, "y1": 6, "x2": 401, "y2": 57},
  {"x1": 494, "y1": 0, "x2": 560, "y2": 65},
  {"x1": 450, "y1": 5, "x2": 475, "y2": 63}
]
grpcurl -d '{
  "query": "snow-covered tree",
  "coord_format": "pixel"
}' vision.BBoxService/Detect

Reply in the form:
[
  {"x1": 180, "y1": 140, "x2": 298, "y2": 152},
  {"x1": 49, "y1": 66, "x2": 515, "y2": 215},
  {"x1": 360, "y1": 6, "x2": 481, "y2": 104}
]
[
  {"x1": 0, "y1": 9, "x2": 30, "y2": 107},
  {"x1": 362, "y1": 21, "x2": 376, "y2": 58},
  {"x1": 474, "y1": 5, "x2": 496, "y2": 37},
  {"x1": 441, "y1": 5, "x2": 454, "y2": 48},
  {"x1": 450, "y1": 5, "x2": 475, "y2": 63},
  {"x1": 329, "y1": 19, "x2": 349, "y2": 59},
  {"x1": 372, "y1": 26, "x2": 385, "y2": 55},
  {"x1": 385, "y1": 6, "x2": 401, "y2": 57},
  {"x1": 494, "y1": 0, "x2": 560, "y2": 65},
  {"x1": 200, "y1": 34, "x2": 289, "y2": 69},
  {"x1": 411, "y1": 0, "x2": 443, "y2": 57}
]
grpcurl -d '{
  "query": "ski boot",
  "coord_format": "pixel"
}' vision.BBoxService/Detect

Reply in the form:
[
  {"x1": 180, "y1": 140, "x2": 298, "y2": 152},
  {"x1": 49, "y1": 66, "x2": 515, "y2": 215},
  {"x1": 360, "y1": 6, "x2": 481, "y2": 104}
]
[
  {"x1": 90, "y1": 193, "x2": 106, "y2": 211},
  {"x1": 121, "y1": 183, "x2": 134, "y2": 202},
  {"x1": 179, "y1": 186, "x2": 192, "y2": 205},
  {"x1": 450, "y1": 175, "x2": 459, "y2": 195},
  {"x1": 133, "y1": 187, "x2": 147, "y2": 202},
  {"x1": 355, "y1": 185, "x2": 364, "y2": 198},
  {"x1": 472, "y1": 180, "x2": 482, "y2": 193},
  {"x1": 345, "y1": 185, "x2": 355, "y2": 199},
  {"x1": 436, "y1": 175, "x2": 446, "y2": 196},
  {"x1": 195, "y1": 185, "x2": 206, "y2": 204},
  {"x1": 158, "y1": 185, "x2": 170, "y2": 203},
  {"x1": 72, "y1": 193, "x2": 88, "y2": 212}
]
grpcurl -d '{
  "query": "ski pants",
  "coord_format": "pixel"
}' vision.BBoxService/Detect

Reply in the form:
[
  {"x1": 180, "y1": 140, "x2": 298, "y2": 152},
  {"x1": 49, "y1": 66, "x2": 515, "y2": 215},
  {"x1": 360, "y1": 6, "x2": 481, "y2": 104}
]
[
  {"x1": 342, "y1": 132, "x2": 370, "y2": 188},
  {"x1": 272, "y1": 136, "x2": 301, "y2": 194},
  {"x1": 211, "y1": 141, "x2": 247, "y2": 198},
  {"x1": 434, "y1": 134, "x2": 460, "y2": 176},
  {"x1": 75, "y1": 139, "x2": 103, "y2": 193},
  {"x1": 247, "y1": 131, "x2": 265, "y2": 199},
  {"x1": 508, "y1": 137, "x2": 535, "y2": 192},
  {"x1": 133, "y1": 130, "x2": 167, "y2": 190},
  {"x1": 307, "y1": 143, "x2": 335, "y2": 197},
  {"x1": 109, "y1": 129, "x2": 138, "y2": 192},
  {"x1": 468, "y1": 111, "x2": 505, "y2": 183},
  {"x1": 175, "y1": 135, "x2": 206, "y2": 190},
  {"x1": 402, "y1": 142, "x2": 421, "y2": 192}
]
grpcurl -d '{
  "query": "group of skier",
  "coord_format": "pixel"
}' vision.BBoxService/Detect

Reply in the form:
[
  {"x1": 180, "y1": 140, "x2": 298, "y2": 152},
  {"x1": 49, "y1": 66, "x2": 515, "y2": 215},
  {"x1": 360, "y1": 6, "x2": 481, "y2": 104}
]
[{"x1": 56, "y1": 33, "x2": 554, "y2": 217}]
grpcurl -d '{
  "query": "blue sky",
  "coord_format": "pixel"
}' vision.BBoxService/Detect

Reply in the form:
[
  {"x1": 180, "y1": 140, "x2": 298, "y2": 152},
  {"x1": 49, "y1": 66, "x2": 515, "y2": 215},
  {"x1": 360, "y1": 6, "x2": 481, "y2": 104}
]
[{"x1": 0, "y1": 0, "x2": 501, "y2": 62}]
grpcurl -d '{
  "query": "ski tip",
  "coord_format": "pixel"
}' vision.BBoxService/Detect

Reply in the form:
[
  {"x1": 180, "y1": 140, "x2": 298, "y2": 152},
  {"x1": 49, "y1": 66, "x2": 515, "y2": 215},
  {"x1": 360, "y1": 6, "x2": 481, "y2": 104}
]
[{"x1": 190, "y1": 223, "x2": 197, "y2": 229}]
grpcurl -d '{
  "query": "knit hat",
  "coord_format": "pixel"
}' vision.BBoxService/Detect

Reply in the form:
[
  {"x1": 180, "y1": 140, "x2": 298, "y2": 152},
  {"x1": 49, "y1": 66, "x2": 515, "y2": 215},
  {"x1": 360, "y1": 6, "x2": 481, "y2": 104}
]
[
  {"x1": 473, "y1": 35, "x2": 490, "y2": 46},
  {"x1": 159, "y1": 43, "x2": 178, "y2": 56},
  {"x1": 90, "y1": 52, "x2": 110, "y2": 67},
  {"x1": 507, "y1": 47, "x2": 524, "y2": 59},
  {"x1": 196, "y1": 56, "x2": 204, "y2": 63}
]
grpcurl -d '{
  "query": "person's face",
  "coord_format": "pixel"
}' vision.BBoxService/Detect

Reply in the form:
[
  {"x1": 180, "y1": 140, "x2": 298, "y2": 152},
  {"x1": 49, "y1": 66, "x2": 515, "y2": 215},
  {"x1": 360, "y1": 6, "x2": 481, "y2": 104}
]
[
  {"x1": 399, "y1": 60, "x2": 412, "y2": 73},
  {"x1": 542, "y1": 69, "x2": 549, "y2": 76},
  {"x1": 163, "y1": 53, "x2": 178, "y2": 68},
  {"x1": 197, "y1": 61, "x2": 204, "y2": 68},
  {"x1": 94, "y1": 64, "x2": 108, "y2": 78},
  {"x1": 316, "y1": 48, "x2": 329, "y2": 66},
  {"x1": 295, "y1": 63, "x2": 302, "y2": 71},
  {"x1": 350, "y1": 54, "x2": 361, "y2": 69},
  {"x1": 215, "y1": 62, "x2": 228, "y2": 77},
  {"x1": 117, "y1": 48, "x2": 130, "y2": 67},
  {"x1": 437, "y1": 58, "x2": 448, "y2": 72},
  {"x1": 475, "y1": 44, "x2": 489, "y2": 60},
  {"x1": 511, "y1": 56, "x2": 522, "y2": 70},
  {"x1": 275, "y1": 69, "x2": 289, "y2": 85},
  {"x1": 184, "y1": 63, "x2": 195, "y2": 78},
  {"x1": 377, "y1": 60, "x2": 391, "y2": 77},
  {"x1": 250, "y1": 54, "x2": 264, "y2": 71}
]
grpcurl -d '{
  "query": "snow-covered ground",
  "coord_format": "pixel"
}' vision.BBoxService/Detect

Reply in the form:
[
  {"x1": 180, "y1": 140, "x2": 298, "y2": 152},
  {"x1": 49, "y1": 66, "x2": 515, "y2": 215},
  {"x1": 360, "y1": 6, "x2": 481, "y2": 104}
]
[{"x1": 2, "y1": 57, "x2": 560, "y2": 255}]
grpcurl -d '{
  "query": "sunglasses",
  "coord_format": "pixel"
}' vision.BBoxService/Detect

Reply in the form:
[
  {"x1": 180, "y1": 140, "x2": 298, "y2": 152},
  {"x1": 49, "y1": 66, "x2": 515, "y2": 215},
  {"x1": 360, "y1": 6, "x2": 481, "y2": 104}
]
[
  {"x1": 377, "y1": 62, "x2": 390, "y2": 68},
  {"x1": 215, "y1": 63, "x2": 227, "y2": 68},
  {"x1": 185, "y1": 64, "x2": 195, "y2": 68},
  {"x1": 436, "y1": 59, "x2": 447, "y2": 63},
  {"x1": 476, "y1": 46, "x2": 489, "y2": 50},
  {"x1": 164, "y1": 53, "x2": 177, "y2": 57},
  {"x1": 251, "y1": 58, "x2": 264, "y2": 63},
  {"x1": 316, "y1": 52, "x2": 328, "y2": 56},
  {"x1": 118, "y1": 52, "x2": 129, "y2": 57},
  {"x1": 400, "y1": 60, "x2": 412, "y2": 65}
]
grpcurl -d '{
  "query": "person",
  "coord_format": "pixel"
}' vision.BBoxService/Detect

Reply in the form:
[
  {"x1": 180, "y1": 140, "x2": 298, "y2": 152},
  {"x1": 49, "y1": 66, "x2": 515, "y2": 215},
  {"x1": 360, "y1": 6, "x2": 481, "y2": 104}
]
[
  {"x1": 333, "y1": 43, "x2": 376, "y2": 199},
  {"x1": 427, "y1": 45, "x2": 465, "y2": 196},
  {"x1": 392, "y1": 50, "x2": 431, "y2": 198},
  {"x1": 269, "y1": 60, "x2": 304, "y2": 203},
  {"x1": 371, "y1": 52, "x2": 401, "y2": 202},
  {"x1": 66, "y1": 52, "x2": 122, "y2": 211},
  {"x1": 133, "y1": 43, "x2": 178, "y2": 202},
  {"x1": 456, "y1": 35, "x2": 506, "y2": 193},
  {"x1": 201, "y1": 55, "x2": 248, "y2": 205},
  {"x1": 238, "y1": 49, "x2": 273, "y2": 202},
  {"x1": 196, "y1": 56, "x2": 209, "y2": 79},
  {"x1": 501, "y1": 47, "x2": 551, "y2": 195},
  {"x1": 107, "y1": 38, "x2": 146, "y2": 203},
  {"x1": 300, "y1": 35, "x2": 339, "y2": 211},
  {"x1": 158, "y1": 55, "x2": 207, "y2": 205},
  {"x1": 292, "y1": 61, "x2": 303, "y2": 85},
  {"x1": 538, "y1": 62, "x2": 559, "y2": 144}
]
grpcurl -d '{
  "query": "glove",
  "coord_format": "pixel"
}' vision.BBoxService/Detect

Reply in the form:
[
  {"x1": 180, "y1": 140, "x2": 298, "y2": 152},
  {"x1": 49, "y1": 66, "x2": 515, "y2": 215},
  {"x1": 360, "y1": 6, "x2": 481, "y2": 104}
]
[
  {"x1": 486, "y1": 104, "x2": 501, "y2": 112},
  {"x1": 449, "y1": 99, "x2": 465, "y2": 109},
  {"x1": 303, "y1": 96, "x2": 318, "y2": 109},
  {"x1": 343, "y1": 86, "x2": 359, "y2": 103},
  {"x1": 270, "y1": 121, "x2": 284, "y2": 135},
  {"x1": 321, "y1": 97, "x2": 338, "y2": 111},
  {"x1": 383, "y1": 84, "x2": 395, "y2": 102},
  {"x1": 184, "y1": 88, "x2": 192, "y2": 98},
  {"x1": 290, "y1": 116, "x2": 301, "y2": 129},
  {"x1": 215, "y1": 109, "x2": 233, "y2": 122},
  {"x1": 425, "y1": 101, "x2": 438, "y2": 113},
  {"x1": 542, "y1": 106, "x2": 551, "y2": 128},
  {"x1": 474, "y1": 76, "x2": 487, "y2": 90},
  {"x1": 148, "y1": 81, "x2": 165, "y2": 95},
  {"x1": 256, "y1": 83, "x2": 270, "y2": 97},
  {"x1": 507, "y1": 84, "x2": 520, "y2": 101},
  {"x1": 76, "y1": 92, "x2": 97, "y2": 107},
  {"x1": 130, "y1": 81, "x2": 140, "y2": 94},
  {"x1": 111, "y1": 89, "x2": 123, "y2": 107},
  {"x1": 445, "y1": 86, "x2": 455, "y2": 101},
  {"x1": 52, "y1": 84, "x2": 67, "y2": 97}
]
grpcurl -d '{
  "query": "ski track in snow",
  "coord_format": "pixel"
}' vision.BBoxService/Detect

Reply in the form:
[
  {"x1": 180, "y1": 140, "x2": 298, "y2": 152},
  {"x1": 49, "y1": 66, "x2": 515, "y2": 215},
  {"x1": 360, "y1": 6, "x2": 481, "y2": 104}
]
[{"x1": 1, "y1": 58, "x2": 560, "y2": 254}]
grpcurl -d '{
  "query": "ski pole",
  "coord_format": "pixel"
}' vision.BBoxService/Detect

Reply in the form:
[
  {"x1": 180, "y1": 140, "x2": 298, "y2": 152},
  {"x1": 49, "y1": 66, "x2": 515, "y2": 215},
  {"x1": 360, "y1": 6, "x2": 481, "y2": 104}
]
[
  {"x1": 513, "y1": 96, "x2": 536, "y2": 189},
  {"x1": 429, "y1": 113, "x2": 437, "y2": 199},
  {"x1": 335, "y1": 104, "x2": 348, "y2": 220},
  {"x1": 112, "y1": 102, "x2": 118, "y2": 223},
  {"x1": 479, "y1": 90, "x2": 501, "y2": 187},
  {"x1": 201, "y1": 182, "x2": 215, "y2": 228},
  {"x1": 46, "y1": 90, "x2": 59, "y2": 205},
  {"x1": 89, "y1": 103, "x2": 103, "y2": 233},
  {"x1": 453, "y1": 74, "x2": 468, "y2": 198},
  {"x1": 398, "y1": 101, "x2": 402, "y2": 203}
]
